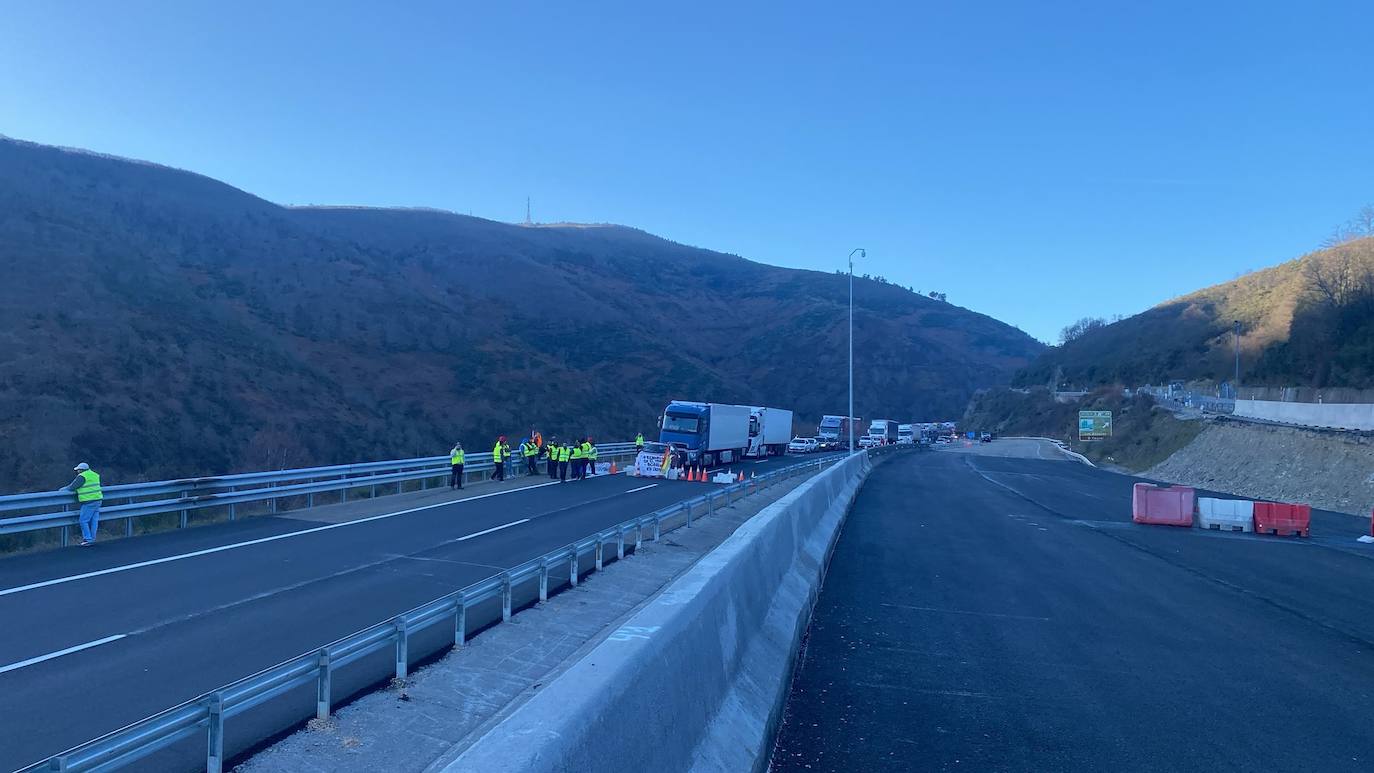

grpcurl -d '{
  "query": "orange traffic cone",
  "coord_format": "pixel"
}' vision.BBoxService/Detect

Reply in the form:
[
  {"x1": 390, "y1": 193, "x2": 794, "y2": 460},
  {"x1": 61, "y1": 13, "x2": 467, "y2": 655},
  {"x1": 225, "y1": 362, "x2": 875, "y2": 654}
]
[
  {"x1": 737, "y1": 471, "x2": 744, "y2": 482},
  {"x1": 609, "y1": 460, "x2": 618, "y2": 474}
]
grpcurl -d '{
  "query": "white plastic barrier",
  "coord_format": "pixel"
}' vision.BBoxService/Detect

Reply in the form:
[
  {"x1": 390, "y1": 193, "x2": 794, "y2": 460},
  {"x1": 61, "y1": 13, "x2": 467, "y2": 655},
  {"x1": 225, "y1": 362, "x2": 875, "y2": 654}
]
[{"x1": 1198, "y1": 497, "x2": 1254, "y2": 532}]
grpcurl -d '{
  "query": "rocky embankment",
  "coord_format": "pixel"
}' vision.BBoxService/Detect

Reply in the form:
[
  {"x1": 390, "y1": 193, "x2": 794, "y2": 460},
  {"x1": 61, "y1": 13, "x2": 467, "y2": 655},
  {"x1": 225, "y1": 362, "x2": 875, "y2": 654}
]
[{"x1": 1146, "y1": 419, "x2": 1374, "y2": 516}]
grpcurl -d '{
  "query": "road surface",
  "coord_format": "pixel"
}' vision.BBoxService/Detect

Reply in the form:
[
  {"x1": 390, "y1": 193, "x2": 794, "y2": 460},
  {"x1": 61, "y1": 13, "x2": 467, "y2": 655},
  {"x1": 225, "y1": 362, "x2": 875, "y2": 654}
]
[
  {"x1": 0, "y1": 452, "x2": 826, "y2": 771},
  {"x1": 772, "y1": 445, "x2": 1374, "y2": 771}
]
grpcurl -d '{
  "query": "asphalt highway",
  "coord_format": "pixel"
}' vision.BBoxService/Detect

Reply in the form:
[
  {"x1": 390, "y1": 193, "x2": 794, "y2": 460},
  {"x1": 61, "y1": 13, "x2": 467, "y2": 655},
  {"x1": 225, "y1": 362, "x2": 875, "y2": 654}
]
[
  {"x1": 772, "y1": 446, "x2": 1374, "y2": 772},
  {"x1": 0, "y1": 452, "x2": 830, "y2": 771}
]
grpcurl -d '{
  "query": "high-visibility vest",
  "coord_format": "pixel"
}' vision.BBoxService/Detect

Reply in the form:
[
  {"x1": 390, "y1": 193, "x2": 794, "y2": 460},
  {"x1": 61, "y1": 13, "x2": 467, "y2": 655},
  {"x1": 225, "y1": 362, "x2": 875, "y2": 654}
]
[
  {"x1": 76, "y1": 470, "x2": 103, "y2": 502},
  {"x1": 546, "y1": 443, "x2": 557, "y2": 459},
  {"x1": 450, "y1": 449, "x2": 464, "y2": 465},
  {"x1": 586, "y1": 443, "x2": 597, "y2": 460},
  {"x1": 523, "y1": 442, "x2": 537, "y2": 457},
  {"x1": 493, "y1": 442, "x2": 504, "y2": 460},
  {"x1": 635, "y1": 433, "x2": 644, "y2": 446},
  {"x1": 558, "y1": 445, "x2": 571, "y2": 462}
]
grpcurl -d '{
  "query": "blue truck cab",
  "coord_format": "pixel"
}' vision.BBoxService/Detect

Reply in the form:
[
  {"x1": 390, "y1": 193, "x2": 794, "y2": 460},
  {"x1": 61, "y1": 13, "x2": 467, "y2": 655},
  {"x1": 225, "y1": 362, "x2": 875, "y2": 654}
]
[{"x1": 658, "y1": 400, "x2": 751, "y2": 467}]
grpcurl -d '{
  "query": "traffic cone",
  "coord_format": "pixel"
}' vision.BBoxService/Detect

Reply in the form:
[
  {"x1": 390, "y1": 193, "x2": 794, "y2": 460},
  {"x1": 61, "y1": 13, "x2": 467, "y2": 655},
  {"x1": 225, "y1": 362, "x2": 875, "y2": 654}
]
[
  {"x1": 737, "y1": 471, "x2": 744, "y2": 482},
  {"x1": 609, "y1": 460, "x2": 618, "y2": 474}
]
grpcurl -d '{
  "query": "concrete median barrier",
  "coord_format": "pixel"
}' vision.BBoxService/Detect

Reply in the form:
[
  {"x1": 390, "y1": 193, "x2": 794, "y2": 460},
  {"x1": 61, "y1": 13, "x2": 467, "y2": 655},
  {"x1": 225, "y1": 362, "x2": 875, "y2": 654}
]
[
  {"x1": 440, "y1": 451, "x2": 875, "y2": 773},
  {"x1": 1197, "y1": 497, "x2": 1254, "y2": 532}
]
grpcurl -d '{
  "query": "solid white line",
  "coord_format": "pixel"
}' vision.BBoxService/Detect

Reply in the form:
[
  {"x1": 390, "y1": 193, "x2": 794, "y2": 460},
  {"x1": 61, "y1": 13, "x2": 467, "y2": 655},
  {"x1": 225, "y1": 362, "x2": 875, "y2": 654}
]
[
  {"x1": 0, "y1": 481, "x2": 564, "y2": 599},
  {"x1": 0, "y1": 634, "x2": 128, "y2": 674},
  {"x1": 624, "y1": 484, "x2": 659, "y2": 494},
  {"x1": 456, "y1": 519, "x2": 529, "y2": 541}
]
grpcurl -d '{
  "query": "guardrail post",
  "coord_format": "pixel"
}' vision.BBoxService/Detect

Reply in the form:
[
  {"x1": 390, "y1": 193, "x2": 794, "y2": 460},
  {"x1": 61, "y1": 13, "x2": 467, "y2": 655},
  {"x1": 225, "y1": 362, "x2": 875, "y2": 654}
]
[
  {"x1": 634, "y1": 520, "x2": 643, "y2": 551},
  {"x1": 341, "y1": 474, "x2": 348, "y2": 502},
  {"x1": 179, "y1": 508, "x2": 188, "y2": 529},
  {"x1": 394, "y1": 617, "x2": 409, "y2": 679},
  {"x1": 228, "y1": 486, "x2": 237, "y2": 521},
  {"x1": 595, "y1": 539, "x2": 604, "y2": 571},
  {"x1": 207, "y1": 693, "x2": 225, "y2": 773},
  {"x1": 685, "y1": 500, "x2": 693, "y2": 528},
  {"x1": 569, "y1": 546, "x2": 579, "y2": 587},
  {"x1": 652, "y1": 516, "x2": 661, "y2": 542},
  {"x1": 125, "y1": 517, "x2": 134, "y2": 538},
  {"x1": 307, "y1": 491, "x2": 314, "y2": 509},
  {"x1": 455, "y1": 594, "x2": 467, "y2": 646},
  {"x1": 316, "y1": 650, "x2": 332, "y2": 720},
  {"x1": 616, "y1": 529, "x2": 625, "y2": 560},
  {"x1": 538, "y1": 560, "x2": 549, "y2": 602},
  {"x1": 501, "y1": 572, "x2": 513, "y2": 621},
  {"x1": 47, "y1": 754, "x2": 68, "y2": 771}
]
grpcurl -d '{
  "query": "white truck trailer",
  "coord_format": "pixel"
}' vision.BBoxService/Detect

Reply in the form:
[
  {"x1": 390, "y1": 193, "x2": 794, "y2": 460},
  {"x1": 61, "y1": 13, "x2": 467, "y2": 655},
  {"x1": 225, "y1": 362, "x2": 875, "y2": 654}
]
[{"x1": 745, "y1": 407, "x2": 794, "y2": 457}]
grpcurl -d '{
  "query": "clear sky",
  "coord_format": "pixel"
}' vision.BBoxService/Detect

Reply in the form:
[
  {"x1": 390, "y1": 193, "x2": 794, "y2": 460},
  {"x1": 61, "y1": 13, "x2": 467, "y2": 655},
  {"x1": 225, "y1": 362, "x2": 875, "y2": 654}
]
[{"x1": 3, "y1": 1, "x2": 1371, "y2": 342}]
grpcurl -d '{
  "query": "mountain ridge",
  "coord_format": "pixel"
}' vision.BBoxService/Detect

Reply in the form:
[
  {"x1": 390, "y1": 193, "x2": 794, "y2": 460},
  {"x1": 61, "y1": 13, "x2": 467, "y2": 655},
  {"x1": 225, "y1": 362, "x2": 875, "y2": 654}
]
[{"x1": 0, "y1": 136, "x2": 1042, "y2": 490}]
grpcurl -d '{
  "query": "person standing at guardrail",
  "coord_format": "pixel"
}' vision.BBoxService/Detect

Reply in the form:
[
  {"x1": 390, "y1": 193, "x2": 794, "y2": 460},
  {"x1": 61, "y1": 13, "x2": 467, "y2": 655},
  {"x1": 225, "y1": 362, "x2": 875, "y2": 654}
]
[
  {"x1": 557, "y1": 441, "x2": 572, "y2": 481},
  {"x1": 63, "y1": 462, "x2": 103, "y2": 546},
  {"x1": 635, "y1": 432, "x2": 644, "y2": 452},
  {"x1": 492, "y1": 436, "x2": 507, "y2": 482},
  {"x1": 568, "y1": 439, "x2": 584, "y2": 481},
  {"x1": 522, "y1": 437, "x2": 539, "y2": 475},
  {"x1": 584, "y1": 438, "x2": 597, "y2": 478},
  {"x1": 544, "y1": 438, "x2": 558, "y2": 479},
  {"x1": 449, "y1": 442, "x2": 465, "y2": 490}
]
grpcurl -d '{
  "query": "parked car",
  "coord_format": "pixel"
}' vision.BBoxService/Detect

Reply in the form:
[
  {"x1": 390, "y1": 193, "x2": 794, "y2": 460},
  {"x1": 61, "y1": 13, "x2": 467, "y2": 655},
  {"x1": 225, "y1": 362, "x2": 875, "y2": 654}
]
[
  {"x1": 858, "y1": 435, "x2": 879, "y2": 449},
  {"x1": 788, "y1": 437, "x2": 819, "y2": 454},
  {"x1": 936, "y1": 435, "x2": 952, "y2": 444},
  {"x1": 980, "y1": 432, "x2": 992, "y2": 443}
]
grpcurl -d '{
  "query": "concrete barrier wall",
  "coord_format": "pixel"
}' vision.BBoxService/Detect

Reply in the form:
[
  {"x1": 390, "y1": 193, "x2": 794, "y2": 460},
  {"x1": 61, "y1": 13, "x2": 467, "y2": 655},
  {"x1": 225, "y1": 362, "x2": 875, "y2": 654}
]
[
  {"x1": 443, "y1": 451, "x2": 875, "y2": 773},
  {"x1": 1233, "y1": 399, "x2": 1374, "y2": 431}
]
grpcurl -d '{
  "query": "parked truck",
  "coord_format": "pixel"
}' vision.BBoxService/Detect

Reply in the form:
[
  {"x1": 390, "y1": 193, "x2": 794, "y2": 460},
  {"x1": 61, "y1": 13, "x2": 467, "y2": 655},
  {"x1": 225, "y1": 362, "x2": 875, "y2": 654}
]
[
  {"x1": 745, "y1": 407, "x2": 794, "y2": 458},
  {"x1": 897, "y1": 423, "x2": 915, "y2": 444},
  {"x1": 817, "y1": 415, "x2": 861, "y2": 449},
  {"x1": 868, "y1": 419, "x2": 899, "y2": 444},
  {"x1": 658, "y1": 401, "x2": 752, "y2": 467}
]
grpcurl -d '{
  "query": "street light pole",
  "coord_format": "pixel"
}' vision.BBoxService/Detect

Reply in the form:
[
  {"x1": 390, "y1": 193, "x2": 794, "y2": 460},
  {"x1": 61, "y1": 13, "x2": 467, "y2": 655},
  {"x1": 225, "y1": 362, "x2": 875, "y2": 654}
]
[
  {"x1": 848, "y1": 248, "x2": 865, "y2": 454},
  {"x1": 1233, "y1": 320, "x2": 1241, "y2": 398}
]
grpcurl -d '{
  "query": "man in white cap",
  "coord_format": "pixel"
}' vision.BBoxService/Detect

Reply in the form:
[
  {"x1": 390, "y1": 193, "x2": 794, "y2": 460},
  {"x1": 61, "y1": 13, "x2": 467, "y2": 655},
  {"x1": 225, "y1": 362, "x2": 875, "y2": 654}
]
[{"x1": 63, "y1": 462, "x2": 103, "y2": 546}]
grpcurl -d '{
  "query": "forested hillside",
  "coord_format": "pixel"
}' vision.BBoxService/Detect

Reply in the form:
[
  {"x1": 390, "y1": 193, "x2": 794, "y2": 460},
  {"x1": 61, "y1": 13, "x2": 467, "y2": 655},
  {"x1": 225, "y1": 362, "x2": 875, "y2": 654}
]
[
  {"x1": 1016, "y1": 225, "x2": 1374, "y2": 390},
  {"x1": 0, "y1": 138, "x2": 1042, "y2": 490}
]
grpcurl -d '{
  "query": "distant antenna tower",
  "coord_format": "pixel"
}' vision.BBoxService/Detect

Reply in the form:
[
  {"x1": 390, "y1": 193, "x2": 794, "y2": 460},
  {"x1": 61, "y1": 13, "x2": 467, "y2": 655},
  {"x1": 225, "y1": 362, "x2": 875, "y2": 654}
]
[{"x1": 524, "y1": 196, "x2": 532, "y2": 226}]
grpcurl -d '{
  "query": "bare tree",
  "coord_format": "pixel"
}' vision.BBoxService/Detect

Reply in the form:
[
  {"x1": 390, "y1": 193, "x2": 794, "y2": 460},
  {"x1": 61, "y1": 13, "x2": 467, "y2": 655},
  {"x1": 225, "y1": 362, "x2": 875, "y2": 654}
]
[{"x1": 1059, "y1": 316, "x2": 1107, "y2": 345}]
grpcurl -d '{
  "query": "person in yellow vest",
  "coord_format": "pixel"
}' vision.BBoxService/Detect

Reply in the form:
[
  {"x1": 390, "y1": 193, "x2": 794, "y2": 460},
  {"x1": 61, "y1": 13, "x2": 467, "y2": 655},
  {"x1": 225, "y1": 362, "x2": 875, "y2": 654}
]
[
  {"x1": 635, "y1": 432, "x2": 645, "y2": 452},
  {"x1": 557, "y1": 441, "x2": 572, "y2": 482},
  {"x1": 64, "y1": 462, "x2": 103, "y2": 546},
  {"x1": 492, "y1": 436, "x2": 508, "y2": 482},
  {"x1": 449, "y1": 442, "x2": 465, "y2": 490},
  {"x1": 545, "y1": 438, "x2": 560, "y2": 479},
  {"x1": 522, "y1": 437, "x2": 539, "y2": 475},
  {"x1": 584, "y1": 438, "x2": 598, "y2": 478}
]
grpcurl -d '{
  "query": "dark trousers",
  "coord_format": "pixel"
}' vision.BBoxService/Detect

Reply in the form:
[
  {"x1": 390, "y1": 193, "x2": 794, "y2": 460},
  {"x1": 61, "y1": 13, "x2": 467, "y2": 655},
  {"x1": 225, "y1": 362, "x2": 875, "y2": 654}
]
[
  {"x1": 450, "y1": 464, "x2": 464, "y2": 489},
  {"x1": 547, "y1": 457, "x2": 558, "y2": 478},
  {"x1": 559, "y1": 460, "x2": 569, "y2": 481},
  {"x1": 526, "y1": 456, "x2": 537, "y2": 475},
  {"x1": 494, "y1": 459, "x2": 505, "y2": 481}
]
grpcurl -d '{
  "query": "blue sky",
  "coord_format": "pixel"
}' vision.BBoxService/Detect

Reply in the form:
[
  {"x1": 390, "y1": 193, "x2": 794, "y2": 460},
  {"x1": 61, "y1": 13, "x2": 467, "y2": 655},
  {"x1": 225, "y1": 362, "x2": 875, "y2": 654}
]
[{"x1": 3, "y1": 1, "x2": 1371, "y2": 342}]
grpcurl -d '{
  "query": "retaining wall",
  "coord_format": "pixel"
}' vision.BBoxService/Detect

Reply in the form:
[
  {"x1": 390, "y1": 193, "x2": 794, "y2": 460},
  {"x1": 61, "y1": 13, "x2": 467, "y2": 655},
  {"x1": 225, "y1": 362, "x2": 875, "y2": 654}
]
[
  {"x1": 442, "y1": 451, "x2": 875, "y2": 773},
  {"x1": 1233, "y1": 399, "x2": 1374, "y2": 431}
]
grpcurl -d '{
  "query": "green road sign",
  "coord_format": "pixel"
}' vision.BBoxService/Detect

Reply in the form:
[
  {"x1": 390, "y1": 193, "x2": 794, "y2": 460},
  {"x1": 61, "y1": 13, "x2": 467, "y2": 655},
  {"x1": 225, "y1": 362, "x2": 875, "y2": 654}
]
[{"x1": 1078, "y1": 410, "x2": 1112, "y2": 440}]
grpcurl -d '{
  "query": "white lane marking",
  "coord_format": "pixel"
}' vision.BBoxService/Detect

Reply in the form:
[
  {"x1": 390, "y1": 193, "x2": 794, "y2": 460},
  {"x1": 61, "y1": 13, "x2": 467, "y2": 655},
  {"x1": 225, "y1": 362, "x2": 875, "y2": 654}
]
[
  {"x1": 625, "y1": 484, "x2": 659, "y2": 494},
  {"x1": 0, "y1": 634, "x2": 127, "y2": 675},
  {"x1": 456, "y1": 519, "x2": 529, "y2": 541},
  {"x1": 0, "y1": 481, "x2": 567, "y2": 598},
  {"x1": 882, "y1": 602, "x2": 1051, "y2": 621}
]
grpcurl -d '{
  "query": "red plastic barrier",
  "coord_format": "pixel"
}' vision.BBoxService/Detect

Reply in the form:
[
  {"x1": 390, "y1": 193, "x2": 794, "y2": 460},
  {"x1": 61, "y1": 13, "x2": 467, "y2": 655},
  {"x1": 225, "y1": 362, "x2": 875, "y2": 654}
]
[
  {"x1": 1253, "y1": 501, "x2": 1311, "y2": 537},
  {"x1": 1132, "y1": 483, "x2": 1195, "y2": 527}
]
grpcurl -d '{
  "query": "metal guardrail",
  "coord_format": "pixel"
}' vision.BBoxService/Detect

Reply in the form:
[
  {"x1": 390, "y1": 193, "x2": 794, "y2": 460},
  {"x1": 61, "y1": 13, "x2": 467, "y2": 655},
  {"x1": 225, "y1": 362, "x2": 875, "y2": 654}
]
[
  {"x1": 0, "y1": 443, "x2": 638, "y2": 545},
  {"x1": 17, "y1": 448, "x2": 896, "y2": 773}
]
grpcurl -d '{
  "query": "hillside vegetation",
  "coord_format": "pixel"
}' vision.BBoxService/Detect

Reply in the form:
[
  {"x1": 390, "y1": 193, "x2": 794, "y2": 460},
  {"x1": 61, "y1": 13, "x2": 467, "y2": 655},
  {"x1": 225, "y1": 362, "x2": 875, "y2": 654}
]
[
  {"x1": 964, "y1": 388, "x2": 1203, "y2": 471},
  {"x1": 0, "y1": 137, "x2": 1043, "y2": 491},
  {"x1": 1016, "y1": 230, "x2": 1374, "y2": 389}
]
